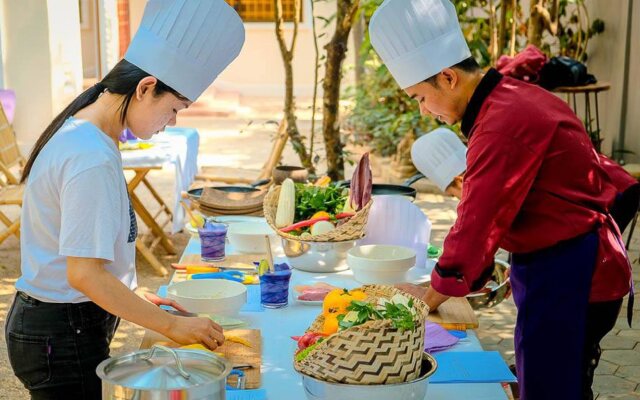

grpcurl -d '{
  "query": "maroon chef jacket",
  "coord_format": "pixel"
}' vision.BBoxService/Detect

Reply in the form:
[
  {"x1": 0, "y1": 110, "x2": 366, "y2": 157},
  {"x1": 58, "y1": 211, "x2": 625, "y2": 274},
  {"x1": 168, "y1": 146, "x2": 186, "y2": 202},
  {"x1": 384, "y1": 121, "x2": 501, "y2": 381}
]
[
  {"x1": 431, "y1": 69, "x2": 631, "y2": 303},
  {"x1": 599, "y1": 154, "x2": 639, "y2": 194}
]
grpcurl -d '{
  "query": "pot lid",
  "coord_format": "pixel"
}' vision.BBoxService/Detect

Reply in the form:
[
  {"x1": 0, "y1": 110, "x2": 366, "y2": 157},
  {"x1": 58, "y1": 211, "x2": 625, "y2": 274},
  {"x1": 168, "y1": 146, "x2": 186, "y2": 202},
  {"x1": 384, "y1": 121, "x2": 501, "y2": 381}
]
[{"x1": 96, "y1": 345, "x2": 232, "y2": 390}]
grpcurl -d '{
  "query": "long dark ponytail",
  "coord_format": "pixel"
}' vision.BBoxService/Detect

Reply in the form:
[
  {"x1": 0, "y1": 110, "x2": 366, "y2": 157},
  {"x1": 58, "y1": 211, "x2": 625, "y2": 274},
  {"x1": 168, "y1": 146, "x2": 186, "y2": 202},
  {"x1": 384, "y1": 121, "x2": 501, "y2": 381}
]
[{"x1": 20, "y1": 59, "x2": 186, "y2": 183}]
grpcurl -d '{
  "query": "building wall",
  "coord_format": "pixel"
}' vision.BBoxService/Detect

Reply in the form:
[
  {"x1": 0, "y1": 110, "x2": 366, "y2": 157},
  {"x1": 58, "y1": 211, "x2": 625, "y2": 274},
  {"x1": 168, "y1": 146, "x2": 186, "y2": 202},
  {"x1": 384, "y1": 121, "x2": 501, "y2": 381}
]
[
  {"x1": 80, "y1": 0, "x2": 100, "y2": 79},
  {"x1": 127, "y1": 0, "x2": 355, "y2": 98},
  {"x1": 0, "y1": 0, "x2": 5, "y2": 88},
  {"x1": 1, "y1": 1, "x2": 82, "y2": 148},
  {"x1": 585, "y1": 0, "x2": 640, "y2": 162}
]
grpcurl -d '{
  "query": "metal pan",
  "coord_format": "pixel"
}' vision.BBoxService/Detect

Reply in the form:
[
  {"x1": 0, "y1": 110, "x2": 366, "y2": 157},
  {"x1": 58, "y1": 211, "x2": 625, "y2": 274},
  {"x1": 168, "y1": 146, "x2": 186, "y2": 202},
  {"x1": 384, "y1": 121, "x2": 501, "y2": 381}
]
[
  {"x1": 186, "y1": 178, "x2": 271, "y2": 201},
  {"x1": 337, "y1": 174, "x2": 426, "y2": 200}
]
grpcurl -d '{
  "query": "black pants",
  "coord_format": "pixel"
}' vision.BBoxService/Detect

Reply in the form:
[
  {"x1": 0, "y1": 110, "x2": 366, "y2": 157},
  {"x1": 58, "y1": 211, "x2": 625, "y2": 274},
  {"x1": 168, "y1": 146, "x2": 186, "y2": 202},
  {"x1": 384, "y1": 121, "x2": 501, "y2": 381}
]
[
  {"x1": 509, "y1": 298, "x2": 623, "y2": 400},
  {"x1": 582, "y1": 298, "x2": 623, "y2": 400},
  {"x1": 611, "y1": 183, "x2": 640, "y2": 233},
  {"x1": 5, "y1": 292, "x2": 119, "y2": 400}
]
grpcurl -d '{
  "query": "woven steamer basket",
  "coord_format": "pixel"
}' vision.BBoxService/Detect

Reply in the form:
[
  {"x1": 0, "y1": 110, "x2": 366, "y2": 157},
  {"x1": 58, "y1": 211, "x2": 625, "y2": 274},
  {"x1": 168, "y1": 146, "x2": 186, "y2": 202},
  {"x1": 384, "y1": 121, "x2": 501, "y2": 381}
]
[
  {"x1": 294, "y1": 285, "x2": 429, "y2": 385},
  {"x1": 263, "y1": 185, "x2": 372, "y2": 242}
]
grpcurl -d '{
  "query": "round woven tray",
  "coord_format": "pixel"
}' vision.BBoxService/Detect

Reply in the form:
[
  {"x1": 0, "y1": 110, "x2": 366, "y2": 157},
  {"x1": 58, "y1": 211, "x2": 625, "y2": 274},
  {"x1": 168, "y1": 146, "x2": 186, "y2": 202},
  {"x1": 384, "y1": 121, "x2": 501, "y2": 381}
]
[
  {"x1": 263, "y1": 185, "x2": 372, "y2": 242},
  {"x1": 199, "y1": 187, "x2": 266, "y2": 211},
  {"x1": 294, "y1": 285, "x2": 429, "y2": 385}
]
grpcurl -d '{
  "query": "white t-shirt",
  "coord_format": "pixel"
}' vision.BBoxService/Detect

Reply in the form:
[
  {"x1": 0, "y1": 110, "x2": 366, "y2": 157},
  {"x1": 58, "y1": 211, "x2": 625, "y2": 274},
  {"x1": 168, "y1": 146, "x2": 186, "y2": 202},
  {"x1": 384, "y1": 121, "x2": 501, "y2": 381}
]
[{"x1": 16, "y1": 117, "x2": 137, "y2": 303}]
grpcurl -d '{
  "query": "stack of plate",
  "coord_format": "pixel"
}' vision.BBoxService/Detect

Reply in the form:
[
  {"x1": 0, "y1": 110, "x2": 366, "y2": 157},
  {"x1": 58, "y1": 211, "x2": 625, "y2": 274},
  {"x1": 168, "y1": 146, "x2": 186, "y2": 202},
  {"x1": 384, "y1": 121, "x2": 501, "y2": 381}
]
[{"x1": 196, "y1": 187, "x2": 266, "y2": 216}]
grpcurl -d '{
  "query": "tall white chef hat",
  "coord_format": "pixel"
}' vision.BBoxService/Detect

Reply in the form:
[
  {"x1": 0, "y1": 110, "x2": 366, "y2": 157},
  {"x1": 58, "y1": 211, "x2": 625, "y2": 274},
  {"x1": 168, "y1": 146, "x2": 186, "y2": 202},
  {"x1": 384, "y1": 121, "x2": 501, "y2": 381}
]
[
  {"x1": 369, "y1": 0, "x2": 471, "y2": 89},
  {"x1": 411, "y1": 127, "x2": 467, "y2": 192},
  {"x1": 125, "y1": 0, "x2": 245, "y2": 101}
]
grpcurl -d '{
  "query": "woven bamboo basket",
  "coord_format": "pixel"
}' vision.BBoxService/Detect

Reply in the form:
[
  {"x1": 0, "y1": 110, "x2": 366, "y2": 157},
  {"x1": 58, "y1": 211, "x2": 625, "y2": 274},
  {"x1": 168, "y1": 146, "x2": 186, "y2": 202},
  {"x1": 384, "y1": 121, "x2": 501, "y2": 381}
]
[
  {"x1": 294, "y1": 285, "x2": 429, "y2": 385},
  {"x1": 263, "y1": 185, "x2": 372, "y2": 242}
]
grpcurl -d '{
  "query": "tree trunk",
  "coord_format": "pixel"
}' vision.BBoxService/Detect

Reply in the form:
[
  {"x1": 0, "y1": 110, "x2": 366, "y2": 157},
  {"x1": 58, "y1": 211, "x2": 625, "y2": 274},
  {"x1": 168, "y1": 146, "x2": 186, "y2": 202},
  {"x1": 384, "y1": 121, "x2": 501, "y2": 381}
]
[
  {"x1": 497, "y1": 0, "x2": 510, "y2": 57},
  {"x1": 353, "y1": 13, "x2": 365, "y2": 87},
  {"x1": 528, "y1": 0, "x2": 560, "y2": 47},
  {"x1": 322, "y1": 0, "x2": 360, "y2": 181},
  {"x1": 527, "y1": 0, "x2": 545, "y2": 47},
  {"x1": 488, "y1": 0, "x2": 499, "y2": 65},
  {"x1": 274, "y1": 0, "x2": 315, "y2": 173}
]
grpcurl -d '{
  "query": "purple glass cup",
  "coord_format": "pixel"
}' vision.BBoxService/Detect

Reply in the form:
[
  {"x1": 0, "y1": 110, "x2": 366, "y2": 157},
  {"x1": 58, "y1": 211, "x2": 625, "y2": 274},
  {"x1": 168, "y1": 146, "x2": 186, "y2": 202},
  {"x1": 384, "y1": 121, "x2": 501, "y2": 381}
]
[
  {"x1": 260, "y1": 264, "x2": 292, "y2": 308},
  {"x1": 198, "y1": 223, "x2": 228, "y2": 262}
]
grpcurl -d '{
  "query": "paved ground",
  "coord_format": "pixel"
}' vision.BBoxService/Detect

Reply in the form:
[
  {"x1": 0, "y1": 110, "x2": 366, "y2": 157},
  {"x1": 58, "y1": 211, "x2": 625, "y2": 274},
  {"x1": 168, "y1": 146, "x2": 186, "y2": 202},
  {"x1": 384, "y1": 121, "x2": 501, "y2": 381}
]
[{"x1": 0, "y1": 99, "x2": 638, "y2": 398}]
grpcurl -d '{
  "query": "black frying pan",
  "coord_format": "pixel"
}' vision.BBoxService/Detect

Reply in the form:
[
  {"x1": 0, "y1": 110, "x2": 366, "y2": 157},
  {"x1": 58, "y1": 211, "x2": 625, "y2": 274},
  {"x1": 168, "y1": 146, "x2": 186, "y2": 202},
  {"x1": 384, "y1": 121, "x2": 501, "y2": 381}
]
[
  {"x1": 187, "y1": 178, "x2": 271, "y2": 201},
  {"x1": 337, "y1": 174, "x2": 425, "y2": 200}
]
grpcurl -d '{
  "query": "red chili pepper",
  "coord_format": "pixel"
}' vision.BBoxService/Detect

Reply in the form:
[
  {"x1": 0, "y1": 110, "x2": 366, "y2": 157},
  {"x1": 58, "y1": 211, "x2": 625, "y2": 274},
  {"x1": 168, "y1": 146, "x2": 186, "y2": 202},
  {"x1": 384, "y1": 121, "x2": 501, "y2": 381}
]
[
  {"x1": 281, "y1": 216, "x2": 331, "y2": 233},
  {"x1": 335, "y1": 212, "x2": 355, "y2": 219}
]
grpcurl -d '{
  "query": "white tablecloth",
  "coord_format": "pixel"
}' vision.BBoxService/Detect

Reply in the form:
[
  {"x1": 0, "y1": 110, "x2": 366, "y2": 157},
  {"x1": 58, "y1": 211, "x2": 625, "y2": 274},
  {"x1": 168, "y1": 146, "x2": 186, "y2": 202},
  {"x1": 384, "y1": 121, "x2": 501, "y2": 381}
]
[
  {"x1": 121, "y1": 127, "x2": 199, "y2": 233},
  {"x1": 178, "y1": 236, "x2": 509, "y2": 400}
]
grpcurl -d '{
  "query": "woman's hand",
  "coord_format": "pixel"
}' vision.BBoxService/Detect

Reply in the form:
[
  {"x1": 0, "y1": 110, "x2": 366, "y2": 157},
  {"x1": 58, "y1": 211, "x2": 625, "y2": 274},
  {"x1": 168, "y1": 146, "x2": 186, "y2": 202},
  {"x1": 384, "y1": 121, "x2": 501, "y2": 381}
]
[
  {"x1": 166, "y1": 316, "x2": 225, "y2": 350},
  {"x1": 143, "y1": 292, "x2": 189, "y2": 313}
]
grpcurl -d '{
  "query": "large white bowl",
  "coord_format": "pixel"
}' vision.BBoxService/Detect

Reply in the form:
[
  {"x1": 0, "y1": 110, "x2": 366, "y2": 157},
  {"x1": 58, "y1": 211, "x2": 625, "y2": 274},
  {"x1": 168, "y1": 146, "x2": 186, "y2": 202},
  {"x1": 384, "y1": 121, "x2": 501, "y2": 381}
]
[
  {"x1": 227, "y1": 220, "x2": 277, "y2": 254},
  {"x1": 167, "y1": 280, "x2": 247, "y2": 317},
  {"x1": 347, "y1": 245, "x2": 416, "y2": 284}
]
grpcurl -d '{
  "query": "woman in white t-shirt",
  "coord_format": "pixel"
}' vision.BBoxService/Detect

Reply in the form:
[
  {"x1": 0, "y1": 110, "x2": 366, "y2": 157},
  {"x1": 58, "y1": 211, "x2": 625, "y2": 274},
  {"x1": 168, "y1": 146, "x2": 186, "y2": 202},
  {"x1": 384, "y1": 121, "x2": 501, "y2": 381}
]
[{"x1": 5, "y1": 1, "x2": 245, "y2": 398}]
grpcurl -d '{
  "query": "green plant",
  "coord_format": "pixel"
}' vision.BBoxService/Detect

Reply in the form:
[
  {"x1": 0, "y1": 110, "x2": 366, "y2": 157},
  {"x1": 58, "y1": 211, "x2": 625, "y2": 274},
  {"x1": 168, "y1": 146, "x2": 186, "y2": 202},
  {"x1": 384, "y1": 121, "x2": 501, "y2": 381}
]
[{"x1": 343, "y1": 0, "x2": 605, "y2": 157}]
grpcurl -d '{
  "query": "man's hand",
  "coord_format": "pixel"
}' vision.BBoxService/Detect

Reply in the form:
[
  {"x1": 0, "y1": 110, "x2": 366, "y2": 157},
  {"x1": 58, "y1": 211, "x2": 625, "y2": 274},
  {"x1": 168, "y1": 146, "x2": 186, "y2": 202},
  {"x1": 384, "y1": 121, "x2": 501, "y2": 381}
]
[
  {"x1": 423, "y1": 285, "x2": 450, "y2": 311},
  {"x1": 394, "y1": 283, "x2": 428, "y2": 300},
  {"x1": 394, "y1": 283, "x2": 451, "y2": 312}
]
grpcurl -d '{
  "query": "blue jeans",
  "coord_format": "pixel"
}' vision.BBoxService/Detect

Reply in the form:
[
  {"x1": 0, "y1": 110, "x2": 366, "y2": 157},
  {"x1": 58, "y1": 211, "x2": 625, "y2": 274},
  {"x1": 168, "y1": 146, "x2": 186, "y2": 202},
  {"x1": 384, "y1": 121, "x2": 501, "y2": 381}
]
[{"x1": 5, "y1": 292, "x2": 118, "y2": 399}]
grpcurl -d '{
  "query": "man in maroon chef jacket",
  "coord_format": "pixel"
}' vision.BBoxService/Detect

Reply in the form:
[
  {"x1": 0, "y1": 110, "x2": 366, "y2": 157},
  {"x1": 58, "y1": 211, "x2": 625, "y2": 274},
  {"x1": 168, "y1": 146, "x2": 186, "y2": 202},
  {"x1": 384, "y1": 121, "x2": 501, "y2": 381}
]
[{"x1": 369, "y1": 1, "x2": 634, "y2": 399}]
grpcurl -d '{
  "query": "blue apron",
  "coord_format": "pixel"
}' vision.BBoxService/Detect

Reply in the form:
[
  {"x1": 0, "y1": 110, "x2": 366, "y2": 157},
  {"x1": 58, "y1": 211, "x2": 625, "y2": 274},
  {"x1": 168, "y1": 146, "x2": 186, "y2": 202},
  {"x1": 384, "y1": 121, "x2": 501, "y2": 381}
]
[{"x1": 510, "y1": 231, "x2": 598, "y2": 400}]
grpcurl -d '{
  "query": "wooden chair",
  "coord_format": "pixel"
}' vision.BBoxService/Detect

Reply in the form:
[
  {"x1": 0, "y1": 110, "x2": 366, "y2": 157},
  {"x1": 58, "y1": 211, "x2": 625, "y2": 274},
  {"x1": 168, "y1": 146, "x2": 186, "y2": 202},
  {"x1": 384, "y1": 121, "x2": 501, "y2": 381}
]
[
  {"x1": 0, "y1": 104, "x2": 25, "y2": 244},
  {"x1": 194, "y1": 118, "x2": 288, "y2": 185}
]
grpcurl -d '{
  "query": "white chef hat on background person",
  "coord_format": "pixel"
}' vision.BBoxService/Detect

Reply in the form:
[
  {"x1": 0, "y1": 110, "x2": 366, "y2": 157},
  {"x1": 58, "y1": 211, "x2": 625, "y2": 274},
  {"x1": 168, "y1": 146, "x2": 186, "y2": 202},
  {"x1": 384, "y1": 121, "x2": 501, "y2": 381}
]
[
  {"x1": 125, "y1": 0, "x2": 245, "y2": 101},
  {"x1": 411, "y1": 128, "x2": 467, "y2": 192},
  {"x1": 369, "y1": 0, "x2": 471, "y2": 89}
]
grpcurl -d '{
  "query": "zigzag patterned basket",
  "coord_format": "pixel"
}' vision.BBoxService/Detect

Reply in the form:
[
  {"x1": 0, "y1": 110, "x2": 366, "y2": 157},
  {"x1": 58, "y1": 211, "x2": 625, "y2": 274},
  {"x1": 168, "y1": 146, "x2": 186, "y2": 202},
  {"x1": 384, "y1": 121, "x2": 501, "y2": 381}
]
[{"x1": 294, "y1": 285, "x2": 429, "y2": 385}]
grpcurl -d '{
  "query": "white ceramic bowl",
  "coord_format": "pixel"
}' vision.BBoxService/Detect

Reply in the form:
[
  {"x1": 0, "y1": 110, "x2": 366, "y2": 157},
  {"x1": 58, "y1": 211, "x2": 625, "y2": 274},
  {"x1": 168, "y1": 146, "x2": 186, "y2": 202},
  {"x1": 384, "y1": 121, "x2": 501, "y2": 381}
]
[
  {"x1": 347, "y1": 245, "x2": 417, "y2": 284},
  {"x1": 167, "y1": 280, "x2": 247, "y2": 317},
  {"x1": 227, "y1": 220, "x2": 277, "y2": 254}
]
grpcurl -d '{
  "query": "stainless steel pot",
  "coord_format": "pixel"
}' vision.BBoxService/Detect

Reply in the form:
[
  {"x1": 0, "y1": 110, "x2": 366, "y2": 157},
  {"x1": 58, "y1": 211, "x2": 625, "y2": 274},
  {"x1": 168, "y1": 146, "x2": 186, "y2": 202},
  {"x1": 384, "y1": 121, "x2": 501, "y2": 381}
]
[
  {"x1": 281, "y1": 237, "x2": 358, "y2": 272},
  {"x1": 97, "y1": 345, "x2": 232, "y2": 400},
  {"x1": 300, "y1": 352, "x2": 437, "y2": 400},
  {"x1": 466, "y1": 259, "x2": 511, "y2": 310}
]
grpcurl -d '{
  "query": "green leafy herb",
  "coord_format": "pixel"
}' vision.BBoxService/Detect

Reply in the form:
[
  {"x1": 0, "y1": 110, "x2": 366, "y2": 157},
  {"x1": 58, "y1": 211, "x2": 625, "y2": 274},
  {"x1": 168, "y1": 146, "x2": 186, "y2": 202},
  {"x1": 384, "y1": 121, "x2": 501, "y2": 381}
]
[
  {"x1": 337, "y1": 298, "x2": 417, "y2": 332},
  {"x1": 294, "y1": 183, "x2": 348, "y2": 221}
]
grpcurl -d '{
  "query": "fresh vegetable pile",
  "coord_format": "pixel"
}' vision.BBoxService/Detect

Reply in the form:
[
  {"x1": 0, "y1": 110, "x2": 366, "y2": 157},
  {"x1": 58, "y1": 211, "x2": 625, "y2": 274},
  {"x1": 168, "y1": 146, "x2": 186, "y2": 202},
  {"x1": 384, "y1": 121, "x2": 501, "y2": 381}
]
[
  {"x1": 292, "y1": 288, "x2": 421, "y2": 362},
  {"x1": 273, "y1": 153, "x2": 373, "y2": 238}
]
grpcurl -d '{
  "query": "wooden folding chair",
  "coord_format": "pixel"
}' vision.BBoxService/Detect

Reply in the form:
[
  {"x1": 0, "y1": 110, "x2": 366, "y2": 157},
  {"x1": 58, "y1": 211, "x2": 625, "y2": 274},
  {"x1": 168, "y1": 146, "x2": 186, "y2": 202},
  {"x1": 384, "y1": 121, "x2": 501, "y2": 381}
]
[
  {"x1": 0, "y1": 103, "x2": 25, "y2": 245},
  {"x1": 194, "y1": 118, "x2": 288, "y2": 185}
]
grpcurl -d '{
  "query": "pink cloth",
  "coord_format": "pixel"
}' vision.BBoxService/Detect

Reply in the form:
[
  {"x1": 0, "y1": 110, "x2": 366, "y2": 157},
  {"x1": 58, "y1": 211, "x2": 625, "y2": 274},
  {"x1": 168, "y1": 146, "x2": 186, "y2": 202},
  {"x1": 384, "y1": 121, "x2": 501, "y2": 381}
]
[{"x1": 0, "y1": 89, "x2": 16, "y2": 123}]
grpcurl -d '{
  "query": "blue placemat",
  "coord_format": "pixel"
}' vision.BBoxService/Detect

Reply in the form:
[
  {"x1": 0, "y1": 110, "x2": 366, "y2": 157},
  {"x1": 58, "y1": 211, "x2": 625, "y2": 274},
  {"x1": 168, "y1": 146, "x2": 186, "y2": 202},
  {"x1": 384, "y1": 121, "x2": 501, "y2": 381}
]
[
  {"x1": 431, "y1": 351, "x2": 517, "y2": 384},
  {"x1": 157, "y1": 284, "x2": 264, "y2": 313},
  {"x1": 226, "y1": 388, "x2": 267, "y2": 400}
]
